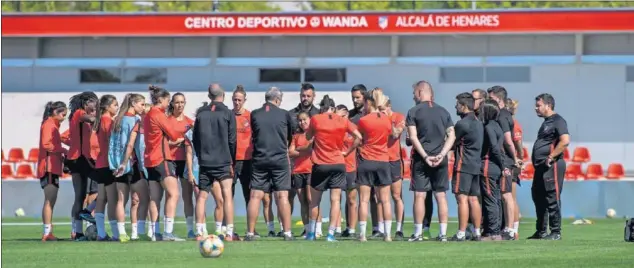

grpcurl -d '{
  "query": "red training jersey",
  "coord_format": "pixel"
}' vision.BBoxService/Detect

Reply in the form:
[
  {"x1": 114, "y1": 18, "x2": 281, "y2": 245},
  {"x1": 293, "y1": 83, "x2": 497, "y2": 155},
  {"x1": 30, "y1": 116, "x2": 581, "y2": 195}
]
[
  {"x1": 291, "y1": 133, "x2": 313, "y2": 174},
  {"x1": 37, "y1": 118, "x2": 67, "y2": 177},
  {"x1": 235, "y1": 110, "x2": 253, "y2": 161},
  {"x1": 168, "y1": 115, "x2": 194, "y2": 161},
  {"x1": 95, "y1": 114, "x2": 113, "y2": 168},
  {"x1": 67, "y1": 109, "x2": 93, "y2": 160},
  {"x1": 143, "y1": 106, "x2": 182, "y2": 168},
  {"x1": 358, "y1": 112, "x2": 392, "y2": 162},
  {"x1": 388, "y1": 112, "x2": 405, "y2": 161},
  {"x1": 308, "y1": 113, "x2": 357, "y2": 165}
]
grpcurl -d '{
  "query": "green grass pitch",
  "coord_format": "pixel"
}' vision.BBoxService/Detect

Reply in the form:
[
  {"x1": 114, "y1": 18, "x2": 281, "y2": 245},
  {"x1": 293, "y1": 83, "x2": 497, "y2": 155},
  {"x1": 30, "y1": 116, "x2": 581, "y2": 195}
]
[{"x1": 2, "y1": 217, "x2": 633, "y2": 267}]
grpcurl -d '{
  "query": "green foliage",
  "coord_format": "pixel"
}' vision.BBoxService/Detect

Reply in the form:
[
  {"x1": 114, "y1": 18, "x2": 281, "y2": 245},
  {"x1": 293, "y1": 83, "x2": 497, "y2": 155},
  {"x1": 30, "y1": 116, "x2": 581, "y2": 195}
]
[{"x1": 2, "y1": 1, "x2": 633, "y2": 12}]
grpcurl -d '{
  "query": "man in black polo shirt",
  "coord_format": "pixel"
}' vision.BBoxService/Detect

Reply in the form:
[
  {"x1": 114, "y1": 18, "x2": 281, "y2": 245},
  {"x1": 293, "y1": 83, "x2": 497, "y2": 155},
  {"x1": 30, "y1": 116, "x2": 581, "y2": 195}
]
[
  {"x1": 488, "y1": 86, "x2": 519, "y2": 239},
  {"x1": 406, "y1": 81, "x2": 455, "y2": 242},
  {"x1": 192, "y1": 84, "x2": 237, "y2": 240},
  {"x1": 450, "y1": 92, "x2": 483, "y2": 241},
  {"x1": 245, "y1": 86, "x2": 294, "y2": 241},
  {"x1": 529, "y1": 93, "x2": 569, "y2": 240},
  {"x1": 289, "y1": 83, "x2": 319, "y2": 133}
]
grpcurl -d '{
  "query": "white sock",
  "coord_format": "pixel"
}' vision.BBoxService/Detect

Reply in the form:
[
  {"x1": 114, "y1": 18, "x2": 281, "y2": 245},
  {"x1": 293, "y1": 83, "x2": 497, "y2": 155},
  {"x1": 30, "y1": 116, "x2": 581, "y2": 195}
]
[
  {"x1": 117, "y1": 222, "x2": 127, "y2": 236},
  {"x1": 196, "y1": 223, "x2": 205, "y2": 235},
  {"x1": 440, "y1": 223, "x2": 447, "y2": 236},
  {"x1": 95, "y1": 213, "x2": 106, "y2": 238},
  {"x1": 504, "y1": 226, "x2": 509, "y2": 232},
  {"x1": 227, "y1": 224, "x2": 234, "y2": 237},
  {"x1": 359, "y1": 221, "x2": 368, "y2": 236},
  {"x1": 349, "y1": 228, "x2": 356, "y2": 234},
  {"x1": 513, "y1": 221, "x2": 520, "y2": 233},
  {"x1": 308, "y1": 220, "x2": 316, "y2": 234},
  {"x1": 384, "y1": 220, "x2": 392, "y2": 237},
  {"x1": 215, "y1": 222, "x2": 222, "y2": 233},
  {"x1": 43, "y1": 224, "x2": 52, "y2": 236},
  {"x1": 378, "y1": 221, "x2": 385, "y2": 233},
  {"x1": 74, "y1": 220, "x2": 83, "y2": 234},
  {"x1": 316, "y1": 222, "x2": 323, "y2": 234},
  {"x1": 131, "y1": 223, "x2": 138, "y2": 237},
  {"x1": 164, "y1": 217, "x2": 174, "y2": 234},
  {"x1": 396, "y1": 222, "x2": 403, "y2": 232},
  {"x1": 335, "y1": 226, "x2": 342, "y2": 233},
  {"x1": 186, "y1": 216, "x2": 194, "y2": 232},
  {"x1": 476, "y1": 228, "x2": 482, "y2": 236},
  {"x1": 414, "y1": 224, "x2": 423, "y2": 236},
  {"x1": 508, "y1": 228, "x2": 516, "y2": 236},
  {"x1": 328, "y1": 226, "x2": 336, "y2": 235},
  {"x1": 154, "y1": 221, "x2": 160, "y2": 235},
  {"x1": 284, "y1": 231, "x2": 292, "y2": 237},
  {"x1": 279, "y1": 222, "x2": 284, "y2": 232},
  {"x1": 138, "y1": 220, "x2": 146, "y2": 235},
  {"x1": 86, "y1": 200, "x2": 97, "y2": 212},
  {"x1": 267, "y1": 221, "x2": 275, "y2": 232},
  {"x1": 457, "y1": 230, "x2": 466, "y2": 238},
  {"x1": 109, "y1": 220, "x2": 119, "y2": 238},
  {"x1": 202, "y1": 224, "x2": 208, "y2": 235}
]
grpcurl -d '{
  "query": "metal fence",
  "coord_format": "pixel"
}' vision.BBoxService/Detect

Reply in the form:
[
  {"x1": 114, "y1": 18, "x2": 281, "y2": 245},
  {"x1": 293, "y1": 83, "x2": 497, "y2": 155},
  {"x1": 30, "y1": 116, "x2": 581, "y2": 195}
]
[{"x1": 2, "y1": 1, "x2": 633, "y2": 13}]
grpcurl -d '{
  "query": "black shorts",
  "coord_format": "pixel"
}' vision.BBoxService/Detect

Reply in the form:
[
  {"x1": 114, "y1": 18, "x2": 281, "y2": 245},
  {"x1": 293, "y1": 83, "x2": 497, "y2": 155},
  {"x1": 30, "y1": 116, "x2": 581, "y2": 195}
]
[
  {"x1": 292, "y1": 173, "x2": 310, "y2": 189},
  {"x1": 115, "y1": 163, "x2": 145, "y2": 184},
  {"x1": 452, "y1": 172, "x2": 480, "y2": 196},
  {"x1": 500, "y1": 172, "x2": 513, "y2": 194},
  {"x1": 511, "y1": 166, "x2": 521, "y2": 186},
  {"x1": 250, "y1": 161, "x2": 291, "y2": 193},
  {"x1": 67, "y1": 156, "x2": 94, "y2": 177},
  {"x1": 389, "y1": 160, "x2": 403, "y2": 182},
  {"x1": 345, "y1": 172, "x2": 357, "y2": 191},
  {"x1": 94, "y1": 167, "x2": 115, "y2": 185},
  {"x1": 174, "y1": 160, "x2": 187, "y2": 179},
  {"x1": 356, "y1": 157, "x2": 391, "y2": 187},
  {"x1": 409, "y1": 157, "x2": 449, "y2": 192},
  {"x1": 311, "y1": 164, "x2": 346, "y2": 191},
  {"x1": 147, "y1": 161, "x2": 176, "y2": 181},
  {"x1": 198, "y1": 165, "x2": 233, "y2": 192},
  {"x1": 234, "y1": 160, "x2": 253, "y2": 186},
  {"x1": 39, "y1": 173, "x2": 60, "y2": 189}
]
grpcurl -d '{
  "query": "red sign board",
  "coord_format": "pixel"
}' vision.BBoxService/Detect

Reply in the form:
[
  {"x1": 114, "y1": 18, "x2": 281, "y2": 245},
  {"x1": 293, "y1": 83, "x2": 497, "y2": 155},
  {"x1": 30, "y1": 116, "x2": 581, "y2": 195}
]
[{"x1": 3, "y1": 10, "x2": 634, "y2": 37}]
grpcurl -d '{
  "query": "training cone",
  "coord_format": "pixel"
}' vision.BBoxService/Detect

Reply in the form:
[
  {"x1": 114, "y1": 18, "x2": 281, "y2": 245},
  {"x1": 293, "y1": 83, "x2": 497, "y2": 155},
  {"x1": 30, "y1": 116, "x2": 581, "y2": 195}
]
[{"x1": 295, "y1": 221, "x2": 304, "y2": 226}]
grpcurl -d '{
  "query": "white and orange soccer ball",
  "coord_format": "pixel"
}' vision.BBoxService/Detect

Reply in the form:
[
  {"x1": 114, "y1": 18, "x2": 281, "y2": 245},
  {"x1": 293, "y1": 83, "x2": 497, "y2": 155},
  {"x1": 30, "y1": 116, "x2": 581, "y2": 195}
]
[{"x1": 199, "y1": 235, "x2": 224, "y2": 258}]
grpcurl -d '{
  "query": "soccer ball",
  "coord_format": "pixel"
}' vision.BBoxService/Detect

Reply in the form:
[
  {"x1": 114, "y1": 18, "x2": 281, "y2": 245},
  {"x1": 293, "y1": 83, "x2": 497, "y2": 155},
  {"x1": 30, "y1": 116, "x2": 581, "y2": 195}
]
[
  {"x1": 199, "y1": 235, "x2": 224, "y2": 258},
  {"x1": 606, "y1": 208, "x2": 616, "y2": 218},
  {"x1": 85, "y1": 225, "x2": 97, "y2": 241},
  {"x1": 14, "y1": 208, "x2": 25, "y2": 217}
]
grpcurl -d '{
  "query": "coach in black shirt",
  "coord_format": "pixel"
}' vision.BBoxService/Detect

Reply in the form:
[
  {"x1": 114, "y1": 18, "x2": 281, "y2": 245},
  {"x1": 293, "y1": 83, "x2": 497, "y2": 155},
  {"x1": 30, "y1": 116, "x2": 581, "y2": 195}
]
[
  {"x1": 406, "y1": 81, "x2": 455, "y2": 241},
  {"x1": 192, "y1": 84, "x2": 237, "y2": 237},
  {"x1": 246, "y1": 86, "x2": 294, "y2": 241},
  {"x1": 288, "y1": 83, "x2": 319, "y2": 133},
  {"x1": 529, "y1": 93, "x2": 569, "y2": 241}
]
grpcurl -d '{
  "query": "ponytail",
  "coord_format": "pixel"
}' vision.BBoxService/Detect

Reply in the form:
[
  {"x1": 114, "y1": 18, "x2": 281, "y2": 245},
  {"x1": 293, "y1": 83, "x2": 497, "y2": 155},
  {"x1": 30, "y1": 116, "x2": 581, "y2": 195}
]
[
  {"x1": 113, "y1": 93, "x2": 145, "y2": 132},
  {"x1": 319, "y1": 95, "x2": 336, "y2": 113},
  {"x1": 367, "y1": 87, "x2": 389, "y2": 111},
  {"x1": 42, "y1": 101, "x2": 67, "y2": 123},
  {"x1": 68, "y1": 91, "x2": 98, "y2": 121},
  {"x1": 148, "y1": 85, "x2": 170, "y2": 105}
]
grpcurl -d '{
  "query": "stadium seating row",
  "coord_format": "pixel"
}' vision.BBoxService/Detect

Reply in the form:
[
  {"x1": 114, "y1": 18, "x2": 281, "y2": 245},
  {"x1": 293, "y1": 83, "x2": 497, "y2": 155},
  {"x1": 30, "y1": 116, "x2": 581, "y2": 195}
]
[{"x1": 1, "y1": 146, "x2": 625, "y2": 180}]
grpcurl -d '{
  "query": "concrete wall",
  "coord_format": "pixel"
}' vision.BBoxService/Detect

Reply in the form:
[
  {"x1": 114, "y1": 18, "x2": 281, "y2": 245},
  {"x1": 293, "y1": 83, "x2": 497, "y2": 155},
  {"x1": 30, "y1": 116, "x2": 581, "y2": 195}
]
[{"x1": 3, "y1": 180, "x2": 633, "y2": 219}]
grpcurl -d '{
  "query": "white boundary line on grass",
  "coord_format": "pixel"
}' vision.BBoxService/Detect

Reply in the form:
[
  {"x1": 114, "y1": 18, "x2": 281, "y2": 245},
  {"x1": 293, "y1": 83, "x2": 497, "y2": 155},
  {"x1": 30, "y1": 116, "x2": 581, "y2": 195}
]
[{"x1": 1, "y1": 221, "x2": 536, "y2": 226}]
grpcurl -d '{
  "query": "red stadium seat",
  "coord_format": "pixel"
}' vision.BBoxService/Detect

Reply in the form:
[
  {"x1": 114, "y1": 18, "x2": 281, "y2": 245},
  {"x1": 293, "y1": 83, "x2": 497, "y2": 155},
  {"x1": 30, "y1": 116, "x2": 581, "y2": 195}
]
[
  {"x1": 14, "y1": 164, "x2": 34, "y2": 179},
  {"x1": 585, "y1": 163, "x2": 604, "y2": 180},
  {"x1": 563, "y1": 148, "x2": 570, "y2": 161},
  {"x1": 6, "y1": 148, "x2": 25, "y2": 164},
  {"x1": 26, "y1": 148, "x2": 39, "y2": 163},
  {"x1": 565, "y1": 163, "x2": 584, "y2": 180},
  {"x1": 520, "y1": 163, "x2": 534, "y2": 180},
  {"x1": 522, "y1": 147, "x2": 529, "y2": 162},
  {"x1": 2, "y1": 164, "x2": 14, "y2": 179},
  {"x1": 572, "y1": 147, "x2": 590, "y2": 163},
  {"x1": 606, "y1": 163, "x2": 625, "y2": 180}
]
